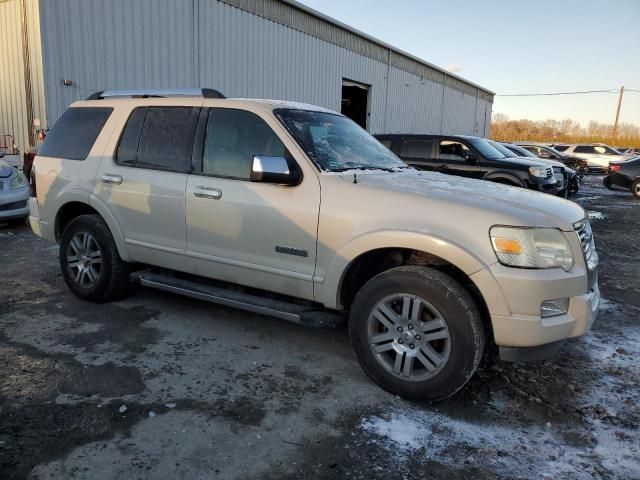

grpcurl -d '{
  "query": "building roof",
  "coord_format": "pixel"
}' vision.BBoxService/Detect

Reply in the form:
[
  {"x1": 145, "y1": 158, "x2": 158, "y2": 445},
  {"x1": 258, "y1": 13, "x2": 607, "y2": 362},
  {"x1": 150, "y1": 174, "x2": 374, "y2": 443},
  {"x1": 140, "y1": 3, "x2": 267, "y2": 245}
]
[{"x1": 220, "y1": 0, "x2": 494, "y2": 98}]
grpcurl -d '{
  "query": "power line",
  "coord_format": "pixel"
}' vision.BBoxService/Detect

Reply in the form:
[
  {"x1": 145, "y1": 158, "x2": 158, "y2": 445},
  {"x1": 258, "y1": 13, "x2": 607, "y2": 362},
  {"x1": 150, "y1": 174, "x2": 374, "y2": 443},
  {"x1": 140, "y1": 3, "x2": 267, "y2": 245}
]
[{"x1": 497, "y1": 89, "x2": 618, "y2": 97}]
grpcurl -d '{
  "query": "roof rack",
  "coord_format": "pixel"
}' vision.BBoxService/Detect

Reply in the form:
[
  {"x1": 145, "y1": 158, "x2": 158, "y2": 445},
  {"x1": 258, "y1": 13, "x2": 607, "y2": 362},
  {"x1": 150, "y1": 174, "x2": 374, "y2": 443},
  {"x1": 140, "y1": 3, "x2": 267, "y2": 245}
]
[{"x1": 86, "y1": 88, "x2": 225, "y2": 100}]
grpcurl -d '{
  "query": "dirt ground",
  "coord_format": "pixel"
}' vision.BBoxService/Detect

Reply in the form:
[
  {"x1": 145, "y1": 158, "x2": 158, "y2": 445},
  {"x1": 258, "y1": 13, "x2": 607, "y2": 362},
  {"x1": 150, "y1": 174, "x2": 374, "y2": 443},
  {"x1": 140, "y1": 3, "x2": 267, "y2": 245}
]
[{"x1": 1, "y1": 175, "x2": 638, "y2": 480}]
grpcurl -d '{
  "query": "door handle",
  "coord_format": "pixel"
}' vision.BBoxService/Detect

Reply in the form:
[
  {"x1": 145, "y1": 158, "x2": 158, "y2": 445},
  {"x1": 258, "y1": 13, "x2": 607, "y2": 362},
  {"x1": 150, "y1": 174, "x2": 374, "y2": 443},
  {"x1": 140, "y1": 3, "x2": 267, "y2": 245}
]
[
  {"x1": 194, "y1": 186, "x2": 222, "y2": 200},
  {"x1": 101, "y1": 173, "x2": 123, "y2": 185}
]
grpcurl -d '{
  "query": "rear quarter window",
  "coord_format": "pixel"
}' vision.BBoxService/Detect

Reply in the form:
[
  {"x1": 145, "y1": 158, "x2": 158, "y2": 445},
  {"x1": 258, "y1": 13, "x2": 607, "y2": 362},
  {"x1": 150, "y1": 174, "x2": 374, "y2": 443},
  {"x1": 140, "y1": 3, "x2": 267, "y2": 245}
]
[{"x1": 38, "y1": 107, "x2": 113, "y2": 160}]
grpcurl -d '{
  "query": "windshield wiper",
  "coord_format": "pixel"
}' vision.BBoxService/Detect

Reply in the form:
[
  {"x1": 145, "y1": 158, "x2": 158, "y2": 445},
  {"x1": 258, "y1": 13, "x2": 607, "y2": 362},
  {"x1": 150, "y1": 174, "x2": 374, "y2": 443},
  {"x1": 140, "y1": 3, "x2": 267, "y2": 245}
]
[{"x1": 329, "y1": 165, "x2": 397, "y2": 173}]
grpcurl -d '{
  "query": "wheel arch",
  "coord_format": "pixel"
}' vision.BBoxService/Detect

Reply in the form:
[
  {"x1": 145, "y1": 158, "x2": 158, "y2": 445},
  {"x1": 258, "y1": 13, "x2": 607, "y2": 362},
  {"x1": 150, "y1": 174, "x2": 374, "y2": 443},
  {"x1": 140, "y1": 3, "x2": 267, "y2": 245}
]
[
  {"x1": 330, "y1": 239, "x2": 495, "y2": 354},
  {"x1": 55, "y1": 197, "x2": 131, "y2": 261},
  {"x1": 482, "y1": 172, "x2": 525, "y2": 187},
  {"x1": 321, "y1": 231, "x2": 490, "y2": 309}
]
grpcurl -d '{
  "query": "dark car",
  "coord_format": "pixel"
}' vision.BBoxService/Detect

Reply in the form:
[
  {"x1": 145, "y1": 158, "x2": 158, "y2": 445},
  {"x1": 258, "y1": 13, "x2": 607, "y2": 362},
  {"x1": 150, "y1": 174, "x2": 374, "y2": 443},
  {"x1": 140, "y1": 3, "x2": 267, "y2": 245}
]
[
  {"x1": 514, "y1": 143, "x2": 589, "y2": 174},
  {"x1": 604, "y1": 157, "x2": 640, "y2": 198},
  {"x1": 499, "y1": 142, "x2": 580, "y2": 197},
  {"x1": 375, "y1": 134, "x2": 558, "y2": 194}
]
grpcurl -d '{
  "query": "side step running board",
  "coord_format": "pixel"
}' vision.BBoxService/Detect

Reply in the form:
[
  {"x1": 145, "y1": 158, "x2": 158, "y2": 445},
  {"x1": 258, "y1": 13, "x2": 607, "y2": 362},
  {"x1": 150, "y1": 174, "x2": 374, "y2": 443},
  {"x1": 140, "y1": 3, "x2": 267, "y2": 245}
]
[{"x1": 131, "y1": 271, "x2": 344, "y2": 329}]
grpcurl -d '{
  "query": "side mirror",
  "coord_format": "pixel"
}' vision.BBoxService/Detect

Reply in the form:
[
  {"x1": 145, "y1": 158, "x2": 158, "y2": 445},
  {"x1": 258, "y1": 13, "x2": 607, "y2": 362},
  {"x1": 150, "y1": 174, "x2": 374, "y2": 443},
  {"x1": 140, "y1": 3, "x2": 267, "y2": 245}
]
[
  {"x1": 250, "y1": 156, "x2": 300, "y2": 185},
  {"x1": 465, "y1": 152, "x2": 478, "y2": 163},
  {"x1": 538, "y1": 151, "x2": 551, "y2": 159}
]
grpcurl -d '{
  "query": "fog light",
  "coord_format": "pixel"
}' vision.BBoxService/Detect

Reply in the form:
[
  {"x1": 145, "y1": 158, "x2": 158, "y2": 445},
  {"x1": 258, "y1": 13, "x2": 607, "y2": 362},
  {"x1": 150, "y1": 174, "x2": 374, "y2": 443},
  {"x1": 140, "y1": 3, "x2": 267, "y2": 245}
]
[{"x1": 541, "y1": 298, "x2": 569, "y2": 318}]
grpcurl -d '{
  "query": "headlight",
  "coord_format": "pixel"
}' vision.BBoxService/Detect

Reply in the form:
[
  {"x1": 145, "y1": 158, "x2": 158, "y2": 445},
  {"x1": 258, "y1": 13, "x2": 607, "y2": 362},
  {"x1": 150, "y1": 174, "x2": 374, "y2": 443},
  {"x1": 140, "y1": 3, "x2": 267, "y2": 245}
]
[
  {"x1": 10, "y1": 171, "x2": 28, "y2": 189},
  {"x1": 490, "y1": 226, "x2": 574, "y2": 271},
  {"x1": 529, "y1": 166, "x2": 548, "y2": 178}
]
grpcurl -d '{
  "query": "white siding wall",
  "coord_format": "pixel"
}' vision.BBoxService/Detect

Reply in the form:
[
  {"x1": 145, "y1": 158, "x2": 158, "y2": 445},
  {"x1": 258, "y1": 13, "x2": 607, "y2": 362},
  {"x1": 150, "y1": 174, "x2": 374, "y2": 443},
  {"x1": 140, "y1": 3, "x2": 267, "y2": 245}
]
[
  {"x1": 35, "y1": 0, "x2": 492, "y2": 138},
  {"x1": 0, "y1": 0, "x2": 45, "y2": 154}
]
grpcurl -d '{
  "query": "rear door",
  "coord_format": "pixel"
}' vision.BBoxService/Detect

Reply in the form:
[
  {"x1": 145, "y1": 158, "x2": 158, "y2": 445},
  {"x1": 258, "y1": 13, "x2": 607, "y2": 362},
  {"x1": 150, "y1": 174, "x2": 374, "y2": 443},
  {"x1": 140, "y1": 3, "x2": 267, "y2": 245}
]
[
  {"x1": 399, "y1": 138, "x2": 437, "y2": 170},
  {"x1": 95, "y1": 103, "x2": 200, "y2": 256}
]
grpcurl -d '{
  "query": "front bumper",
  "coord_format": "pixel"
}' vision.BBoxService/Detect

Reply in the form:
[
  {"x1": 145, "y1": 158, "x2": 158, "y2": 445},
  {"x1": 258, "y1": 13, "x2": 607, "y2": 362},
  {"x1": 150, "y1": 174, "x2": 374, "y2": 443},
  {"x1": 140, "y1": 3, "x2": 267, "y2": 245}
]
[
  {"x1": 491, "y1": 281, "x2": 599, "y2": 348},
  {"x1": 529, "y1": 175, "x2": 558, "y2": 194},
  {"x1": 0, "y1": 186, "x2": 29, "y2": 220},
  {"x1": 471, "y1": 260, "x2": 599, "y2": 353}
]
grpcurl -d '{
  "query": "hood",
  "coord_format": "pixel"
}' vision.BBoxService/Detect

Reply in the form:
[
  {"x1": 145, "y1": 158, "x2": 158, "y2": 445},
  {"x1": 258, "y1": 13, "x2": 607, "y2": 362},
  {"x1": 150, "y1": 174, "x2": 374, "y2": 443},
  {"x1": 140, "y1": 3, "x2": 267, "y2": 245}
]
[
  {"x1": 0, "y1": 160, "x2": 14, "y2": 178},
  {"x1": 334, "y1": 170, "x2": 585, "y2": 231},
  {"x1": 495, "y1": 156, "x2": 548, "y2": 168},
  {"x1": 525, "y1": 156, "x2": 565, "y2": 168}
]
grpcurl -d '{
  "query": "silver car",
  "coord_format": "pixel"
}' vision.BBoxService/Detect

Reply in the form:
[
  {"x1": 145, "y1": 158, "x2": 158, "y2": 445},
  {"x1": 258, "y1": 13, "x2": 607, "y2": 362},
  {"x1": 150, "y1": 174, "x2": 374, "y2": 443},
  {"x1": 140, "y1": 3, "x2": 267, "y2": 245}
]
[{"x1": 0, "y1": 156, "x2": 29, "y2": 223}]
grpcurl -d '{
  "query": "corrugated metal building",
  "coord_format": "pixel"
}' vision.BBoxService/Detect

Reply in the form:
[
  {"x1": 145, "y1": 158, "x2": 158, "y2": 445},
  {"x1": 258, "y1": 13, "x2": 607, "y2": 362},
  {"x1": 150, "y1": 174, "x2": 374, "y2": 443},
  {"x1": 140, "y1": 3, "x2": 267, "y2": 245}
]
[{"x1": 0, "y1": 0, "x2": 494, "y2": 155}]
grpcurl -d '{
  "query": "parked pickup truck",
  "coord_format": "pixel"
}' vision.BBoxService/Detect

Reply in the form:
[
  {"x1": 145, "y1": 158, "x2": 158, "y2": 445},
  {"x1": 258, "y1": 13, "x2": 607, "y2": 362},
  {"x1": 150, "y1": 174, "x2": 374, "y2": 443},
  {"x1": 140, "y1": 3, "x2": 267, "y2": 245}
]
[
  {"x1": 375, "y1": 134, "x2": 560, "y2": 194},
  {"x1": 29, "y1": 89, "x2": 600, "y2": 401}
]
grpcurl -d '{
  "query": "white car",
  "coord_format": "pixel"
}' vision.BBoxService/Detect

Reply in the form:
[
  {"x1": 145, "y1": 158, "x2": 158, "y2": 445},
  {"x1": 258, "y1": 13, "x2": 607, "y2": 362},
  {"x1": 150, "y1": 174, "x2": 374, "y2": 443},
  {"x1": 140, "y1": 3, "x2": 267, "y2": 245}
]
[
  {"x1": 552, "y1": 143, "x2": 634, "y2": 172},
  {"x1": 0, "y1": 157, "x2": 30, "y2": 223},
  {"x1": 29, "y1": 88, "x2": 600, "y2": 401}
]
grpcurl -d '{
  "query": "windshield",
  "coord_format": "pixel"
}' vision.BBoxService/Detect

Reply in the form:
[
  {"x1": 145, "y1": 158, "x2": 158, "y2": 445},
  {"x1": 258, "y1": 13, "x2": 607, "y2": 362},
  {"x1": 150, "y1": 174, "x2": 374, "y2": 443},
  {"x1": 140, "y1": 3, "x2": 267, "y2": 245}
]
[
  {"x1": 595, "y1": 145, "x2": 622, "y2": 155},
  {"x1": 465, "y1": 138, "x2": 507, "y2": 160},
  {"x1": 489, "y1": 141, "x2": 519, "y2": 158},
  {"x1": 507, "y1": 144, "x2": 539, "y2": 158},
  {"x1": 274, "y1": 109, "x2": 408, "y2": 172}
]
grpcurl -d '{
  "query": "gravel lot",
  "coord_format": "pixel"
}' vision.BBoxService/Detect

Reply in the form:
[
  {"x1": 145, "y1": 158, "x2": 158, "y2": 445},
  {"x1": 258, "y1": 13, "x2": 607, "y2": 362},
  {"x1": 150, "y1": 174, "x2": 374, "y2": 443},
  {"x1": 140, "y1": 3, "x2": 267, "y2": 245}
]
[{"x1": 1, "y1": 176, "x2": 638, "y2": 479}]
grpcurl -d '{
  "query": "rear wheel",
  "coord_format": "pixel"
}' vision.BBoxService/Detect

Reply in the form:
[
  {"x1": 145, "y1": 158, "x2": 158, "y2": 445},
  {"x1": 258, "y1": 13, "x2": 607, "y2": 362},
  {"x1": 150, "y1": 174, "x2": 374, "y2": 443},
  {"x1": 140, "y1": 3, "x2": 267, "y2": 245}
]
[
  {"x1": 633, "y1": 179, "x2": 640, "y2": 199},
  {"x1": 59, "y1": 214, "x2": 130, "y2": 302},
  {"x1": 349, "y1": 266, "x2": 485, "y2": 401}
]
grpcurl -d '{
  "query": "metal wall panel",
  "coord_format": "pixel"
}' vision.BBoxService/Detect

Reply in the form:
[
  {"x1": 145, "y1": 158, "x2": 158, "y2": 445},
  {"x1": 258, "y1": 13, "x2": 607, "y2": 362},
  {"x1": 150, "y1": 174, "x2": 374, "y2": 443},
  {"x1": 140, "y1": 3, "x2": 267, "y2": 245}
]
[
  {"x1": 442, "y1": 85, "x2": 478, "y2": 136},
  {"x1": 39, "y1": 0, "x2": 196, "y2": 124},
  {"x1": 0, "y1": 0, "x2": 44, "y2": 153},
  {"x1": 34, "y1": 0, "x2": 493, "y2": 138},
  {"x1": 383, "y1": 66, "x2": 443, "y2": 134}
]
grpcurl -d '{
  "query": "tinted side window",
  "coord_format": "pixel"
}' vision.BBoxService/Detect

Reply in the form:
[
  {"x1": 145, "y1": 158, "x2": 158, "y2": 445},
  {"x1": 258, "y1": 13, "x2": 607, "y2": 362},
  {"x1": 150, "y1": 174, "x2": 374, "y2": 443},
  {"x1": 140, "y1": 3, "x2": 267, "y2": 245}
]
[
  {"x1": 203, "y1": 109, "x2": 286, "y2": 180},
  {"x1": 377, "y1": 138, "x2": 393, "y2": 149},
  {"x1": 116, "y1": 108, "x2": 146, "y2": 166},
  {"x1": 135, "y1": 107, "x2": 199, "y2": 172},
  {"x1": 39, "y1": 107, "x2": 112, "y2": 160},
  {"x1": 401, "y1": 140, "x2": 433, "y2": 158},
  {"x1": 574, "y1": 145, "x2": 595, "y2": 154},
  {"x1": 554, "y1": 145, "x2": 569, "y2": 152}
]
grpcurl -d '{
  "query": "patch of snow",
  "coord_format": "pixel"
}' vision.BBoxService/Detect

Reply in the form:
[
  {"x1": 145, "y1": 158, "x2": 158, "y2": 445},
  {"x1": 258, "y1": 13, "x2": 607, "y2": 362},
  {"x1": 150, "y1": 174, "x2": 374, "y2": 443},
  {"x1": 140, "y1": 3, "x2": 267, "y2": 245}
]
[
  {"x1": 118, "y1": 405, "x2": 127, "y2": 413},
  {"x1": 360, "y1": 298, "x2": 640, "y2": 479},
  {"x1": 361, "y1": 409, "x2": 595, "y2": 479},
  {"x1": 149, "y1": 411, "x2": 156, "y2": 418},
  {"x1": 165, "y1": 403, "x2": 176, "y2": 409}
]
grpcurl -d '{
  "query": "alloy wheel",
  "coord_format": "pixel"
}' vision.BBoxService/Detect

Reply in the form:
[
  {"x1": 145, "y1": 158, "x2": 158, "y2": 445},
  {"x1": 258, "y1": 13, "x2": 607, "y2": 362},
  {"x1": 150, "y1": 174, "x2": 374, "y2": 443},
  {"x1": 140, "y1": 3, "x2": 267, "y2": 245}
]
[
  {"x1": 367, "y1": 293, "x2": 451, "y2": 382},
  {"x1": 66, "y1": 232, "x2": 102, "y2": 287}
]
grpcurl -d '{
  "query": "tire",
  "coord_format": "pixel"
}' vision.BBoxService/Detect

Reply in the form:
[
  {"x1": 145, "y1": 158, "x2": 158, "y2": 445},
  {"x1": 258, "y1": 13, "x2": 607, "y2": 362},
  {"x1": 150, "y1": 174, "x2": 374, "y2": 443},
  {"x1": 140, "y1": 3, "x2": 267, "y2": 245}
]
[
  {"x1": 633, "y1": 179, "x2": 640, "y2": 199},
  {"x1": 59, "y1": 214, "x2": 130, "y2": 302},
  {"x1": 349, "y1": 265, "x2": 485, "y2": 402}
]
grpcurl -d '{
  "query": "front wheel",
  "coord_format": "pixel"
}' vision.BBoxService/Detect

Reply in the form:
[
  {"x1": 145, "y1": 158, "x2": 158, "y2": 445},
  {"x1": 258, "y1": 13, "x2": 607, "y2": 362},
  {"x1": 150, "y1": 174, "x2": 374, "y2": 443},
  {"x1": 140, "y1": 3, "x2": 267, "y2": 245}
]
[
  {"x1": 59, "y1": 214, "x2": 130, "y2": 302},
  {"x1": 633, "y1": 179, "x2": 640, "y2": 199},
  {"x1": 349, "y1": 266, "x2": 485, "y2": 402}
]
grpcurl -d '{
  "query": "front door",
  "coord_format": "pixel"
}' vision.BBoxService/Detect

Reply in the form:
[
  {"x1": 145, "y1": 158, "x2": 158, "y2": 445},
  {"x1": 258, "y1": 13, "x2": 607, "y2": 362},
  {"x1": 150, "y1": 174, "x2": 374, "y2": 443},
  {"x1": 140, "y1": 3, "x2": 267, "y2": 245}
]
[
  {"x1": 185, "y1": 107, "x2": 320, "y2": 300},
  {"x1": 436, "y1": 139, "x2": 482, "y2": 178}
]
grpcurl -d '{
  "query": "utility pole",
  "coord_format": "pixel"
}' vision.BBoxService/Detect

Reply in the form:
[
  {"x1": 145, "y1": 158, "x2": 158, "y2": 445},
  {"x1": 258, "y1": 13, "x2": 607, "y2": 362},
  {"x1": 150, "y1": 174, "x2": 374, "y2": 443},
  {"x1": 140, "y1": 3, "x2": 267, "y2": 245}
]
[{"x1": 611, "y1": 86, "x2": 624, "y2": 144}]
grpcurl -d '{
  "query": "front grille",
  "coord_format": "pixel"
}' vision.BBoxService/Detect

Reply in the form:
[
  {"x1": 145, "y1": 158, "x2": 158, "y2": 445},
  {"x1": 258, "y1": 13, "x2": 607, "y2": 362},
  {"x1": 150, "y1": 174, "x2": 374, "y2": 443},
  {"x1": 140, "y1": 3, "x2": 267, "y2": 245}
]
[
  {"x1": 546, "y1": 167, "x2": 553, "y2": 179},
  {"x1": 575, "y1": 219, "x2": 598, "y2": 277},
  {"x1": 0, "y1": 200, "x2": 27, "y2": 211}
]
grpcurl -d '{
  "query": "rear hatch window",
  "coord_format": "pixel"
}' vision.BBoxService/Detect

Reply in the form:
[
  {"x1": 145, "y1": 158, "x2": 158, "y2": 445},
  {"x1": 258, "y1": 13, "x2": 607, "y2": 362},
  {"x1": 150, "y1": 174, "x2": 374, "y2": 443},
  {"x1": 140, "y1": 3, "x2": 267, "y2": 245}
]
[{"x1": 38, "y1": 107, "x2": 113, "y2": 160}]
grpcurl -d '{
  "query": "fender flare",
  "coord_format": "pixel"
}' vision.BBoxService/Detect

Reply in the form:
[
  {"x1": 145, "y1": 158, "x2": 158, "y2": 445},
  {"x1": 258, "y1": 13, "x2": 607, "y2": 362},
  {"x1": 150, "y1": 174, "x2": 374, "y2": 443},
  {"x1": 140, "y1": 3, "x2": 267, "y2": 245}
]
[
  {"x1": 88, "y1": 193, "x2": 131, "y2": 261},
  {"x1": 318, "y1": 230, "x2": 490, "y2": 309},
  {"x1": 54, "y1": 193, "x2": 131, "y2": 262},
  {"x1": 483, "y1": 172, "x2": 525, "y2": 187},
  {"x1": 482, "y1": 172, "x2": 527, "y2": 188}
]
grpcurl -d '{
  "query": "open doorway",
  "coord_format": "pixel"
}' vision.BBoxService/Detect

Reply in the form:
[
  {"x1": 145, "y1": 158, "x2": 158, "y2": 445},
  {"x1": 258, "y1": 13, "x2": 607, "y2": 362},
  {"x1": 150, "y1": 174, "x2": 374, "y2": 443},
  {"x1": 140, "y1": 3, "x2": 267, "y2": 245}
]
[{"x1": 341, "y1": 79, "x2": 370, "y2": 130}]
